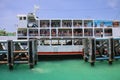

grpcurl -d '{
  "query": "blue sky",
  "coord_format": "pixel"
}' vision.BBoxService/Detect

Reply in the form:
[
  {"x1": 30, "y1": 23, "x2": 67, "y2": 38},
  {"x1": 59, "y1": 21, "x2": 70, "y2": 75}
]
[{"x1": 0, "y1": 0, "x2": 120, "y2": 32}]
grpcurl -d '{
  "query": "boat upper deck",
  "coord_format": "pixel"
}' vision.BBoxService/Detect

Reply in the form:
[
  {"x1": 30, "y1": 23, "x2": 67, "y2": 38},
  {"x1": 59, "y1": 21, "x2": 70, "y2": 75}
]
[{"x1": 17, "y1": 13, "x2": 120, "y2": 40}]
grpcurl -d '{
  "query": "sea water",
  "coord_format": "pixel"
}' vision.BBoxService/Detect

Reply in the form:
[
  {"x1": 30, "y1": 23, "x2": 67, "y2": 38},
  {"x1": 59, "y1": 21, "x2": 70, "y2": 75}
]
[{"x1": 0, "y1": 59, "x2": 120, "y2": 80}]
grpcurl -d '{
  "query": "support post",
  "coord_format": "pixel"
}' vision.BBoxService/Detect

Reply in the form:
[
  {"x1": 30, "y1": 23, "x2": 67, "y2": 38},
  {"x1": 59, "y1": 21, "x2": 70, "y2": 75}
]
[
  {"x1": 109, "y1": 38, "x2": 113, "y2": 64},
  {"x1": 29, "y1": 40, "x2": 34, "y2": 69},
  {"x1": 91, "y1": 38, "x2": 95, "y2": 66},
  {"x1": 7, "y1": 40, "x2": 13, "y2": 70}
]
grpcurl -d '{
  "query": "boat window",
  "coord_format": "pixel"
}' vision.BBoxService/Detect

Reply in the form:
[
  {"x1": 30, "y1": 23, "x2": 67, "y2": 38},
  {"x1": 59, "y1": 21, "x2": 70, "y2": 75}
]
[
  {"x1": 51, "y1": 20, "x2": 60, "y2": 27},
  {"x1": 94, "y1": 28, "x2": 103, "y2": 37},
  {"x1": 73, "y1": 29, "x2": 83, "y2": 36},
  {"x1": 17, "y1": 28, "x2": 27, "y2": 36},
  {"x1": 59, "y1": 39, "x2": 72, "y2": 45},
  {"x1": 29, "y1": 29, "x2": 38, "y2": 36},
  {"x1": 40, "y1": 29, "x2": 50, "y2": 36},
  {"x1": 62, "y1": 20, "x2": 72, "y2": 27},
  {"x1": 84, "y1": 20, "x2": 93, "y2": 27},
  {"x1": 73, "y1": 20, "x2": 82, "y2": 27},
  {"x1": 40, "y1": 20, "x2": 49, "y2": 27},
  {"x1": 74, "y1": 39, "x2": 82, "y2": 45},
  {"x1": 104, "y1": 28, "x2": 112, "y2": 36},
  {"x1": 19, "y1": 17, "x2": 22, "y2": 20},
  {"x1": 40, "y1": 40, "x2": 50, "y2": 45},
  {"x1": 28, "y1": 17, "x2": 35, "y2": 23},
  {"x1": 23, "y1": 17, "x2": 26, "y2": 20},
  {"x1": 51, "y1": 40, "x2": 59, "y2": 45},
  {"x1": 51, "y1": 29, "x2": 57, "y2": 36},
  {"x1": 94, "y1": 20, "x2": 113, "y2": 27},
  {"x1": 27, "y1": 23, "x2": 38, "y2": 28},
  {"x1": 18, "y1": 38, "x2": 27, "y2": 40},
  {"x1": 58, "y1": 29, "x2": 72, "y2": 36},
  {"x1": 113, "y1": 21, "x2": 120, "y2": 27},
  {"x1": 84, "y1": 29, "x2": 93, "y2": 36},
  {"x1": 59, "y1": 40, "x2": 66, "y2": 45},
  {"x1": 66, "y1": 40, "x2": 72, "y2": 45}
]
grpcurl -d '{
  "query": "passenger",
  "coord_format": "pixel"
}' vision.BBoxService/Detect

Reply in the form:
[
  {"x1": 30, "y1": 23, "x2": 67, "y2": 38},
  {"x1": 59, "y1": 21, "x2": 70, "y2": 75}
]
[
  {"x1": 94, "y1": 23, "x2": 97, "y2": 27},
  {"x1": 51, "y1": 22, "x2": 54, "y2": 27},
  {"x1": 58, "y1": 31, "x2": 61, "y2": 36},
  {"x1": 74, "y1": 22, "x2": 76, "y2": 27},
  {"x1": 100, "y1": 22, "x2": 104, "y2": 27},
  {"x1": 62, "y1": 22, "x2": 67, "y2": 27},
  {"x1": 75, "y1": 23, "x2": 80, "y2": 27},
  {"x1": 47, "y1": 22, "x2": 49, "y2": 27},
  {"x1": 84, "y1": 23, "x2": 87, "y2": 27},
  {"x1": 23, "y1": 32, "x2": 27, "y2": 36},
  {"x1": 68, "y1": 22, "x2": 72, "y2": 27},
  {"x1": 44, "y1": 23, "x2": 47, "y2": 27},
  {"x1": 67, "y1": 30, "x2": 70, "y2": 36},
  {"x1": 74, "y1": 31, "x2": 78, "y2": 36},
  {"x1": 57, "y1": 22, "x2": 60, "y2": 27},
  {"x1": 62, "y1": 31, "x2": 64, "y2": 36},
  {"x1": 51, "y1": 30, "x2": 56, "y2": 36},
  {"x1": 78, "y1": 32, "x2": 82, "y2": 36}
]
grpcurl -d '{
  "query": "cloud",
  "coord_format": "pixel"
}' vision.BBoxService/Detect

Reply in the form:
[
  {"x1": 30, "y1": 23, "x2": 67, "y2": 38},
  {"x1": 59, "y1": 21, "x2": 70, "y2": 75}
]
[{"x1": 107, "y1": 0, "x2": 119, "y2": 9}]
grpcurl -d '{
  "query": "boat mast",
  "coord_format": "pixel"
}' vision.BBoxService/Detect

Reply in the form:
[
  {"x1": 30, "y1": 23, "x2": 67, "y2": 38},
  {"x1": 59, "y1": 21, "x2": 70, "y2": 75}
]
[{"x1": 33, "y1": 5, "x2": 39, "y2": 16}]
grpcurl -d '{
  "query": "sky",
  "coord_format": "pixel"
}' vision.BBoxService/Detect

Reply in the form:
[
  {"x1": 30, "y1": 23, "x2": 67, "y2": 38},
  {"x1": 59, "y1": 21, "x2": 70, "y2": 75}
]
[{"x1": 0, "y1": 0, "x2": 120, "y2": 32}]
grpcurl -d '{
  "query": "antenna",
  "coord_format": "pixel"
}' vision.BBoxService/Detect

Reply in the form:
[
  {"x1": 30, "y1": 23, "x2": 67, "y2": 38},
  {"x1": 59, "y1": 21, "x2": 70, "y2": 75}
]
[{"x1": 33, "y1": 5, "x2": 39, "y2": 15}]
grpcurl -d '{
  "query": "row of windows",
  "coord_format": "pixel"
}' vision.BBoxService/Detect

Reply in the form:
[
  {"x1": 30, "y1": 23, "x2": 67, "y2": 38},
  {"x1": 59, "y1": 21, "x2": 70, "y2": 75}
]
[
  {"x1": 39, "y1": 39, "x2": 82, "y2": 45},
  {"x1": 27, "y1": 20, "x2": 120, "y2": 28},
  {"x1": 19, "y1": 17, "x2": 26, "y2": 20},
  {"x1": 17, "y1": 28, "x2": 112, "y2": 37},
  {"x1": 16, "y1": 39, "x2": 83, "y2": 45}
]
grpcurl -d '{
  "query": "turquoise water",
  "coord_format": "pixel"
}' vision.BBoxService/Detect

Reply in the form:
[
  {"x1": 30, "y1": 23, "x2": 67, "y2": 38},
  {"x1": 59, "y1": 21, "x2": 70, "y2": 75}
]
[{"x1": 0, "y1": 60, "x2": 120, "y2": 80}]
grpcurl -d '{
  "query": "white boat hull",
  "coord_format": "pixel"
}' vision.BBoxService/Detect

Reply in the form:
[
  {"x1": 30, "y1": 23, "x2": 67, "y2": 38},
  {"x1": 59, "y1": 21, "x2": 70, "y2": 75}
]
[{"x1": 37, "y1": 45, "x2": 83, "y2": 55}]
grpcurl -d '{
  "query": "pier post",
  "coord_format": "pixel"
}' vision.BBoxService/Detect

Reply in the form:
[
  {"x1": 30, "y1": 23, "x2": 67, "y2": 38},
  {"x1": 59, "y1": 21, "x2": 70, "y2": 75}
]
[
  {"x1": 7, "y1": 40, "x2": 13, "y2": 70},
  {"x1": 29, "y1": 40, "x2": 34, "y2": 69},
  {"x1": 91, "y1": 38, "x2": 95, "y2": 66},
  {"x1": 83, "y1": 38, "x2": 89, "y2": 62},
  {"x1": 109, "y1": 38, "x2": 113, "y2": 64},
  {"x1": 34, "y1": 39, "x2": 38, "y2": 65}
]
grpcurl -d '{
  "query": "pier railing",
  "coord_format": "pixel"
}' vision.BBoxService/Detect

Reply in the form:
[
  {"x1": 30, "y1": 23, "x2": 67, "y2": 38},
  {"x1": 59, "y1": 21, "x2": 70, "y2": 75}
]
[
  {"x1": 0, "y1": 39, "x2": 37, "y2": 70},
  {"x1": 83, "y1": 37, "x2": 120, "y2": 66}
]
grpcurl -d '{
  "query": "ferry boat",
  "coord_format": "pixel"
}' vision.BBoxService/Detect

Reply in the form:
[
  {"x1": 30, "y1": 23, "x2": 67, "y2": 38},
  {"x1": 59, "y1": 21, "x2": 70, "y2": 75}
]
[{"x1": 16, "y1": 11, "x2": 120, "y2": 55}]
